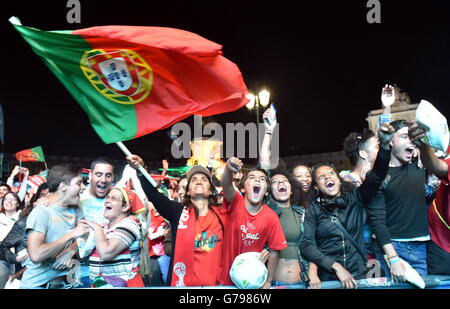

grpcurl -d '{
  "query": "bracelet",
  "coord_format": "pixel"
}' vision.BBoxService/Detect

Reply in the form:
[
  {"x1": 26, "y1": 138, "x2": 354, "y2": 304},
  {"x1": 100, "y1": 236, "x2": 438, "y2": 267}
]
[
  {"x1": 387, "y1": 255, "x2": 399, "y2": 260},
  {"x1": 265, "y1": 132, "x2": 272, "y2": 135},
  {"x1": 389, "y1": 258, "x2": 401, "y2": 265}
]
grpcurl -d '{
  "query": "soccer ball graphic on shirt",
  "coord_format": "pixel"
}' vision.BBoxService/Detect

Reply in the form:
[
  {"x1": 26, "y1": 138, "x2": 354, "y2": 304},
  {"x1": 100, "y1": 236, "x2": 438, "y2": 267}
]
[{"x1": 229, "y1": 252, "x2": 268, "y2": 289}]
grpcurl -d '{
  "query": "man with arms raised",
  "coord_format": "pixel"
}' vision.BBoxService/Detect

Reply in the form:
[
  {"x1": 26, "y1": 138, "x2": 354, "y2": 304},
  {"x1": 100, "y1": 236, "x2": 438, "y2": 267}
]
[{"x1": 218, "y1": 158, "x2": 287, "y2": 289}]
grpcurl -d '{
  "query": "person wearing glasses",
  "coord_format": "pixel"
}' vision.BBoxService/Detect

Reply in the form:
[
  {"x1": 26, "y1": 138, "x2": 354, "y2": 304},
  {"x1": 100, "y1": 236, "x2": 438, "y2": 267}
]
[
  {"x1": 300, "y1": 123, "x2": 395, "y2": 289},
  {"x1": 82, "y1": 186, "x2": 144, "y2": 287}
]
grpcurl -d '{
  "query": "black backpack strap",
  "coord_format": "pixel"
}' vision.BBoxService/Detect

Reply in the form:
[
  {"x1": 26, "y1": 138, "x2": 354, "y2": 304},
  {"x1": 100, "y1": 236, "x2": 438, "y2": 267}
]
[{"x1": 327, "y1": 213, "x2": 367, "y2": 262}]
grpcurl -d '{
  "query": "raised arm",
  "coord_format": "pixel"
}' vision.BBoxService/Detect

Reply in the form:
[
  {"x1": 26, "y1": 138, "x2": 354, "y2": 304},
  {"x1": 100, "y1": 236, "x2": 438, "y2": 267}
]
[
  {"x1": 259, "y1": 106, "x2": 277, "y2": 171},
  {"x1": 409, "y1": 122, "x2": 448, "y2": 178},
  {"x1": 17, "y1": 167, "x2": 29, "y2": 202},
  {"x1": 379, "y1": 84, "x2": 395, "y2": 126},
  {"x1": 126, "y1": 155, "x2": 182, "y2": 223},
  {"x1": 221, "y1": 157, "x2": 243, "y2": 203},
  {"x1": 357, "y1": 123, "x2": 394, "y2": 204},
  {"x1": 6, "y1": 165, "x2": 20, "y2": 187}
]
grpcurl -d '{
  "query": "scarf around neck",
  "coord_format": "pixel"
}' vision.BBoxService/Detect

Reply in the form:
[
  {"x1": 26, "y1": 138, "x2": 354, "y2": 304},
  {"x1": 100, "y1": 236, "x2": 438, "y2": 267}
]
[{"x1": 171, "y1": 206, "x2": 196, "y2": 286}]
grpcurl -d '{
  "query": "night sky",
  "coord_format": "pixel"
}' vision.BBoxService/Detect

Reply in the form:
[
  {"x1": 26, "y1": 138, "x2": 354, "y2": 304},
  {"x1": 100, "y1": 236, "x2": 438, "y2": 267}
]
[{"x1": 1, "y1": 0, "x2": 449, "y2": 167}]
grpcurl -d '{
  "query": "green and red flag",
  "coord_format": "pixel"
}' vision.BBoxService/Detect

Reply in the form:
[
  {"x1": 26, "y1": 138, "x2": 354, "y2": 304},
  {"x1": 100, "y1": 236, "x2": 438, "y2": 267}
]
[
  {"x1": 10, "y1": 17, "x2": 249, "y2": 144},
  {"x1": 15, "y1": 146, "x2": 45, "y2": 162},
  {"x1": 158, "y1": 166, "x2": 191, "y2": 177}
]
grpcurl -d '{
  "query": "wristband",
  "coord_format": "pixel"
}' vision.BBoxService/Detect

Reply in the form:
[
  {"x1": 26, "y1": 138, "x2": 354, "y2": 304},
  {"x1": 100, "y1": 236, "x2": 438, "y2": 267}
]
[
  {"x1": 265, "y1": 132, "x2": 272, "y2": 135},
  {"x1": 389, "y1": 258, "x2": 401, "y2": 265},
  {"x1": 387, "y1": 255, "x2": 399, "y2": 260}
]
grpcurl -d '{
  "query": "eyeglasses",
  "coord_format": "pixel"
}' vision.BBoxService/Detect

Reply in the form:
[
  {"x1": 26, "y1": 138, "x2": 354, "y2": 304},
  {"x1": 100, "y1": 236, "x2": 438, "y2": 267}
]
[{"x1": 105, "y1": 195, "x2": 122, "y2": 202}]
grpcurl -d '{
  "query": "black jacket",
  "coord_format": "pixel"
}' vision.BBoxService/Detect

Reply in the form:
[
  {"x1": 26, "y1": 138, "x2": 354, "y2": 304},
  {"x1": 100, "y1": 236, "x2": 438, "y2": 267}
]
[
  {"x1": 0, "y1": 215, "x2": 28, "y2": 270},
  {"x1": 300, "y1": 147, "x2": 391, "y2": 280},
  {"x1": 138, "y1": 175, "x2": 184, "y2": 286}
]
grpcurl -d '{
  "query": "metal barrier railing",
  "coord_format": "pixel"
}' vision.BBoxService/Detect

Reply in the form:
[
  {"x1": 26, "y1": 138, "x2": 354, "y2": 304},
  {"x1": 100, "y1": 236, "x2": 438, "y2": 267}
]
[{"x1": 140, "y1": 275, "x2": 450, "y2": 289}]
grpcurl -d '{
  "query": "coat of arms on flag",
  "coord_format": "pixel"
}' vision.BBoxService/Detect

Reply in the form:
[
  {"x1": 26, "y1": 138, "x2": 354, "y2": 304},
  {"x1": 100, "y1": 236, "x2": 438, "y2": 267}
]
[{"x1": 81, "y1": 49, "x2": 153, "y2": 104}]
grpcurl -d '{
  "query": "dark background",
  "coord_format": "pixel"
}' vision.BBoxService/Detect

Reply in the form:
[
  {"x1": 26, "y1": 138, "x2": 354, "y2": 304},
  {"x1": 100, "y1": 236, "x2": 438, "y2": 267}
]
[{"x1": 1, "y1": 0, "x2": 449, "y2": 169}]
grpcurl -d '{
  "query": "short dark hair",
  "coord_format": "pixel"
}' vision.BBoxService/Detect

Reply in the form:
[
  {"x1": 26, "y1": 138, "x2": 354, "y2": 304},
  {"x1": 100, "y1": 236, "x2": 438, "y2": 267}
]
[
  {"x1": 28, "y1": 182, "x2": 49, "y2": 208},
  {"x1": 311, "y1": 163, "x2": 337, "y2": 186},
  {"x1": 47, "y1": 165, "x2": 81, "y2": 193},
  {"x1": 0, "y1": 183, "x2": 11, "y2": 191},
  {"x1": 90, "y1": 157, "x2": 115, "y2": 173},
  {"x1": 390, "y1": 119, "x2": 409, "y2": 132},
  {"x1": 342, "y1": 129, "x2": 376, "y2": 166},
  {"x1": 239, "y1": 167, "x2": 270, "y2": 194}
]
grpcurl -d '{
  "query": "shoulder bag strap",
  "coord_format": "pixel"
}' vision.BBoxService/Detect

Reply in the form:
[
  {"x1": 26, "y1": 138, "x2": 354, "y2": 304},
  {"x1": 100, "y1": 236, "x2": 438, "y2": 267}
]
[{"x1": 327, "y1": 213, "x2": 367, "y2": 262}]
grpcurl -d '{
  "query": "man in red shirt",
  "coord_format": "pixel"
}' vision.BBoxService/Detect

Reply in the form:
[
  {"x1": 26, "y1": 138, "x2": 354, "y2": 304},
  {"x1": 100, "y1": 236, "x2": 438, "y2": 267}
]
[
  {"x1": 219, "y1": 157, "x2": 287, "y2": 288},
  {"x1": 409, "y1": 123, "x2": 450, "y2": 275}
]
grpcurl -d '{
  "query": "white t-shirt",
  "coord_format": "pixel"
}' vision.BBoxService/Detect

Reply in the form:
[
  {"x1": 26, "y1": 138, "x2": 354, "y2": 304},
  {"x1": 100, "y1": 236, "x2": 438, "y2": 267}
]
[{"x1": 0, "y1": 211, "x2": 20, "y2": 242}]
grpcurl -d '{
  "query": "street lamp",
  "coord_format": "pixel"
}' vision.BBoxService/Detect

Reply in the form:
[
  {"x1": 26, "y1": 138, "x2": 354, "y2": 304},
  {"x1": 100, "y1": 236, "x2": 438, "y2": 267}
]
[{"x1": 246, "y1": 89, "x2": 271, "y2": 156}]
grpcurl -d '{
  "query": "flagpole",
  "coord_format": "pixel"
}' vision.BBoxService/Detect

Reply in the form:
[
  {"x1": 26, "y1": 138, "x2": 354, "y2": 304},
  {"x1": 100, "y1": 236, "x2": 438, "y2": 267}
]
[
  {"x1": 44, "y1": 161, "x2": 48, "y2": 170},
  {"x1": 18, "y1": 154, "x2": 23, "y2": 183},
  {"x1": 115, "y1": 142, "x2": 157, "y2": 187}
]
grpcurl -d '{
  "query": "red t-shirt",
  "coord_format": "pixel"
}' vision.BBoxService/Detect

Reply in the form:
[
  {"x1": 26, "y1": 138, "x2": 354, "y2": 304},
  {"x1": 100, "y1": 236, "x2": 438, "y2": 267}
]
[
  {"x1": 218, "y1": 192, "x2": 287, "y2": 285},
  {"x1": 191, "y1": 206, "x2": 227, "y2": 286},
  {"x1": 428, "y1": 158, "x2": 450, "y2": 253}
]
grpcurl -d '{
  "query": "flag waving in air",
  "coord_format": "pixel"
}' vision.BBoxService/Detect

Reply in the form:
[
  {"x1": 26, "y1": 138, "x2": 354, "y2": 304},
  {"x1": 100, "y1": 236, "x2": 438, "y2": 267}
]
[
  {"x1": 15, "y1": 146, "x2": 45, "y2": 162},
  {"x1": 10, "y1": 17, "x2": 249, "y2": 144}
]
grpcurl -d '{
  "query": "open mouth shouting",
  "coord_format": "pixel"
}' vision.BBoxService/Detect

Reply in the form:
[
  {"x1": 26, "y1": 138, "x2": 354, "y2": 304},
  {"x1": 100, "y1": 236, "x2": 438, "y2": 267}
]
[
  {"x1": 278, "y1": 184, "x2": 287, "y2": 193},
  {"x1": 253, "y1": 184, "x2": 261, "y2": 194},
  {"x1": 104, "y1": 202, "x2": 113, "y2": 216},
  {"x1": 325, "y1": 180, "x2": 335, "y2": 190},
  {"x1": 96, "y1": 183, "x2": 108, "y2": 196},
  {"x1": 404, "y1": 145, "x2": 416, "y2": 160}
]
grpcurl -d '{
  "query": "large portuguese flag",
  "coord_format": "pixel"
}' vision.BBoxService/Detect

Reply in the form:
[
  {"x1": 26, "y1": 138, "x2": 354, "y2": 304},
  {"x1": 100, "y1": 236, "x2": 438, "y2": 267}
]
[
  {"x1": 10, "y1": 17, "x2": 249, "y2": 143},
  {"x1": 15, "y1": 146, "x2": 45, "y2": 162}
]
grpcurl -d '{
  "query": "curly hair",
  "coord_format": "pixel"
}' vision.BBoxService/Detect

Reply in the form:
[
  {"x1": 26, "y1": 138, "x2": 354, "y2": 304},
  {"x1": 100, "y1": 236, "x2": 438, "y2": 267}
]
[
  {"x1": 269, "y1": 168, "x2": 310, "y2": 208},
  {"x1": 342, "y1": 129, "x2": 376, "y2": 166}
]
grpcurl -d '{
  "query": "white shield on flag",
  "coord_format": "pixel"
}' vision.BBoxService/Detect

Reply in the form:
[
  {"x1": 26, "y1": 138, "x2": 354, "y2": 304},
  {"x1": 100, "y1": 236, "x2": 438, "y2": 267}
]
[
  {"x1": 84, "y1": 50, "x2": 145, "y2": 99},
  {"x1": 98, "y1": 57, "x2": 132, "y2": 92}
]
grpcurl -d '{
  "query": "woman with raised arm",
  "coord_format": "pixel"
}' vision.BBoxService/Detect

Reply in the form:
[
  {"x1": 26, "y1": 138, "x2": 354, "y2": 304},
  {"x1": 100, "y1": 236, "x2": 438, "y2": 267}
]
[
  {"x1": 300, "y1": 123, "x2": 395, "y2": 289},
  {"x1": 258, "y1": 107, "x2": 312, "y2": 287}
]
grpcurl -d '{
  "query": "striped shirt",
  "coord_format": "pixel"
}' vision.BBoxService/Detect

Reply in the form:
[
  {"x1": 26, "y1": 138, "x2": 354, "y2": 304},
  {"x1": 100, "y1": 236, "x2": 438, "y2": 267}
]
[{"x1": 89, "y1": 217, "x2": 141, "y2": 281}]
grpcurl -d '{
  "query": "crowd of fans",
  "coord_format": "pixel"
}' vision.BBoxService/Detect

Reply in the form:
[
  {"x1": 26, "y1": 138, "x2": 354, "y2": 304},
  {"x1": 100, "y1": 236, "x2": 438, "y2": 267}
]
[{"x1": 0, "y1": 85, "x2": 449, "y2": 289}]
